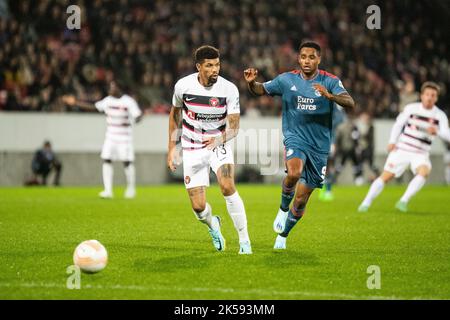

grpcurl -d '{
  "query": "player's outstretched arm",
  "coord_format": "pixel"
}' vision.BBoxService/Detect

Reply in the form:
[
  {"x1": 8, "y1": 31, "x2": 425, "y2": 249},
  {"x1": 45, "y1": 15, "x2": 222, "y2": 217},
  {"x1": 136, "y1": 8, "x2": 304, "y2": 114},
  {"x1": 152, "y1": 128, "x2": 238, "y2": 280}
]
[
  {"x1": 167, "y1": 106, "x2": 182, "y2": 171},
  {"x1": 61, "y1": 95, "x2": 97, "y2": 111},
  {"x1": 244, "y1": 68, "x2": 266, "y2": 96}
]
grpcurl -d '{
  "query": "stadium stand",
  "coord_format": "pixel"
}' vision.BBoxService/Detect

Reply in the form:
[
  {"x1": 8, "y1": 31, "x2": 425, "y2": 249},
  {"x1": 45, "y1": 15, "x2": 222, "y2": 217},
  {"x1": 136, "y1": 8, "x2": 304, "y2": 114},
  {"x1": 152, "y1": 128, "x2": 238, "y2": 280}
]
[{"x1": 0, "y1": 0, "x2": 449, "y2": 118}]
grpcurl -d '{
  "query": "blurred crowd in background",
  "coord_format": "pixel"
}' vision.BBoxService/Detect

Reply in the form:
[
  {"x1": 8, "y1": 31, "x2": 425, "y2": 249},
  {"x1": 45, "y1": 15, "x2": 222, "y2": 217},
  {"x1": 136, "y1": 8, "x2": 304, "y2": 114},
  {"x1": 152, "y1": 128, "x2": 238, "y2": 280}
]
[{"x1": 1, "y1": 0, "x2": 449, "y2": 119}]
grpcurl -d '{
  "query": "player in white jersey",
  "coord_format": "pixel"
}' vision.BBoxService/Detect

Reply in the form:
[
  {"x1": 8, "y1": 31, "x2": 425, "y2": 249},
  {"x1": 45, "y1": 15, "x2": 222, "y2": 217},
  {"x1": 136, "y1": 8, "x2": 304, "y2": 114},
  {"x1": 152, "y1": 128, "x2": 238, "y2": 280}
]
[
  {"x1": 62, "y1": 81, "x2": 143, "y2": 199},
  {"x1": 358, "y1": 82, "x2": 450, "y2": 212},
  {"x1": 167, "y1": 45, "x2": 252, "y2": 254}
]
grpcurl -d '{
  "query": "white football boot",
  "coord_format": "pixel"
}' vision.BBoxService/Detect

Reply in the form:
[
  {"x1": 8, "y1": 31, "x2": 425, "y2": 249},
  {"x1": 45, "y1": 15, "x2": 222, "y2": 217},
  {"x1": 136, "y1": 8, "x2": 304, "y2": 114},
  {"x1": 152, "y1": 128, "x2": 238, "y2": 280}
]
[
  {"x1": 238, "y1": 241, "x2": 253, "y2": 255},
  {"x1": 273, "y1": 235, "x2": 287, "y2": 250},
  {"x1": 99, "y1": 190, "x2": 113, "y2": 199},
  {"x1": 124, "y1": 188, "x2": 136, "y2": 199},
  {"x1": 273, "y1": 208, "x2": 289, "y2": 234}
]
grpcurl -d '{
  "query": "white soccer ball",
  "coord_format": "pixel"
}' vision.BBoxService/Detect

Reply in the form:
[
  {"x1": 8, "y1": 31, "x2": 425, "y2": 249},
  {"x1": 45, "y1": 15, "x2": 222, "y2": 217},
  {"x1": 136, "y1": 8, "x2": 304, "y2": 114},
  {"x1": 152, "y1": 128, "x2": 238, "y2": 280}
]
[{"x1": 73, "y1": 240, "x2": 108, "y2": 273}]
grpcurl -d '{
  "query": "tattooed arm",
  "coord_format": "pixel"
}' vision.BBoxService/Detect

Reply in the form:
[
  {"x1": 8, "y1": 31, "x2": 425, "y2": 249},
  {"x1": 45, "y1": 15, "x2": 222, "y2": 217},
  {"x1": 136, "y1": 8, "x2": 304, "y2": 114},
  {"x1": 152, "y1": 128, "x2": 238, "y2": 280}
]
[
  {"x1": 328, "y1": 93, "x2": 355, "y2": 111},
  {"x1": 312, "y1": 84, "x2": 355, "y2": 111},
  {"x1": 222, "y1": 114, "x2": 240, "y2": 144},
  {"x1": 203, "y1": 114, "x2": 240, "y2": 149}
]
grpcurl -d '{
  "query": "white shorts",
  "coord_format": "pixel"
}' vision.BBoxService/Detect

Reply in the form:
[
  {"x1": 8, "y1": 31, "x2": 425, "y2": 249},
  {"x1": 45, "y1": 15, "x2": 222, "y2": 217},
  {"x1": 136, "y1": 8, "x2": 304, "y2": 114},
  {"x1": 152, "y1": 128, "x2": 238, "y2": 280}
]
[
  {"x1": 101, "y1": 140, "x2": 134, "y2": 162},
  {"x1": 384, "y1": 149, "x2": 431, "y2": 178},
  {"x1": 182, "y1": 144, "x2": 234, "y2": 189}
]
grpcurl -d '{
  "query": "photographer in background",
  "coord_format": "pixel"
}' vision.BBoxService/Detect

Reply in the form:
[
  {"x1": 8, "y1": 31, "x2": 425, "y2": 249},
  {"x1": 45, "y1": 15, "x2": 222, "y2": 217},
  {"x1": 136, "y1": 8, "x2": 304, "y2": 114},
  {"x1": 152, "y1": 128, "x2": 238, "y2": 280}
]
[
  {"x1": 354, "y1": 112, "x2": 380, "y2": 184},
  {"x1": 335, "y1": 115, "x2": 360, "y2": 184},
  {"x1": 25, "y1": 140, "x2": 62, "y2": 186}
]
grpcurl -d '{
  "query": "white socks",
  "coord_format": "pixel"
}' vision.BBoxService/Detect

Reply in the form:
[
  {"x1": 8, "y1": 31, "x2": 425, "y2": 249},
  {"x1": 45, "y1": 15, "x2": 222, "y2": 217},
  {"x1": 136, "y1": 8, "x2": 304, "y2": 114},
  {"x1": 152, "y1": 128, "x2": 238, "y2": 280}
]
[
  {"x1": 400, "y1": 175, "x2": 426, "y2": 203},
  {"x1": 224, "y1": 191, "x2": 250, "y2": 243},
  {"x1": 124, "y1": 163, "x2": 136, "y2": 192},
  {"x1": 194, "y1": 203, "x2": 213, "y2": 229},
  {"x1": 362, "y1": 175, "x2": 427, "y2": 207},
  {"x1": 103, "y1": 162, "x2": 136, "y2": 197},
  {"x1": 194, "y1": 193, "x2": 250, "y2": 244},
  {"x1": 102, "y1": 162, "x2": 113, "y2": 194},
  {"x1": 362, "y1": 177, "x2": 385, "y2": 207}
]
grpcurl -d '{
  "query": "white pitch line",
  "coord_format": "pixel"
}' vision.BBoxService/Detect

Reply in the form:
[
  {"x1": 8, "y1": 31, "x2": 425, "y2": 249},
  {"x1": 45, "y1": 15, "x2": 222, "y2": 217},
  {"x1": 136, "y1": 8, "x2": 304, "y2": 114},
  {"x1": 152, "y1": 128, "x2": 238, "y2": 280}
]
[{"x1": 0, "y1": 282, "x2": 442, "y2": 300}]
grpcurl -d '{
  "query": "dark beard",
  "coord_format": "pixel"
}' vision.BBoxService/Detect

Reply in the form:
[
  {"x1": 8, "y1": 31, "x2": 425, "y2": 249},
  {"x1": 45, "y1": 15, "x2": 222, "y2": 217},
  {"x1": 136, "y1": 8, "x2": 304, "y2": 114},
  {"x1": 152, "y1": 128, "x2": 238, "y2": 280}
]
[{"x1": 207, "y1": 76, "x2": 218, "y2": 86}]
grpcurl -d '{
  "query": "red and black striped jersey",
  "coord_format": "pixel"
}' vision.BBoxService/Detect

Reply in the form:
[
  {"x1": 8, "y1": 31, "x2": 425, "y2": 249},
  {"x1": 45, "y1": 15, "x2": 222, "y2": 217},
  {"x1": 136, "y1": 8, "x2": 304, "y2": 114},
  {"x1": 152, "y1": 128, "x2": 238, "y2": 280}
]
[
  {"x1": 172, "y1": 73, "x2": 240, "y2": 150},
  {"x1": 95, "y1": 95, "x2": 142, "y2": 143},
  {"x1": 389, "y1": 102, "x2": 450, "y2": 154}
]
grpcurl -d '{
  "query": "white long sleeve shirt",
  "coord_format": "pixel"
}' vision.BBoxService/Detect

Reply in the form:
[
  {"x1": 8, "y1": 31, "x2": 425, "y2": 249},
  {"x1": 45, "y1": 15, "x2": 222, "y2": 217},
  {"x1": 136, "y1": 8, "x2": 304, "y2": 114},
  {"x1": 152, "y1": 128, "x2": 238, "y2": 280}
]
[{"x1": 389, "y1": 102, "x2": 450, "y2": 154}]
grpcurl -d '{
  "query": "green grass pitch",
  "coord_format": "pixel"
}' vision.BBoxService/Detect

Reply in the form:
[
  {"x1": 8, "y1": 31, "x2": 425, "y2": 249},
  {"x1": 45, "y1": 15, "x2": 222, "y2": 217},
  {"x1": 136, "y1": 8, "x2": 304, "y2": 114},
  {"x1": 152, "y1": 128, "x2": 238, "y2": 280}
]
[{"x1": 0, "y1": 184, "x2": 449, "y2": 300}]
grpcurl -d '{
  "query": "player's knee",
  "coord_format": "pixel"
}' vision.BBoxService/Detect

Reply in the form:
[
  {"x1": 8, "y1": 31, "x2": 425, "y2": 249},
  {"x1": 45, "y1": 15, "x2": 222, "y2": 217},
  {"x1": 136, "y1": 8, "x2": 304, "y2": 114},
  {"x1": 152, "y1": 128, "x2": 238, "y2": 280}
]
[
  {"x1": 380, "y1": 171, "x2": 394, "y2": 183},
  {"x1": 287, "y1": 169, "x2": 301, "y2": 182},
  {"x1": 417, "y1": 166, "x2": 430, "y2": 177},
  {"x1": 419, "y1": 172, "x2": 429, "y2": 178},
  {"x1": 219, "y1": 181, "x2": 236, "y2": 196}
]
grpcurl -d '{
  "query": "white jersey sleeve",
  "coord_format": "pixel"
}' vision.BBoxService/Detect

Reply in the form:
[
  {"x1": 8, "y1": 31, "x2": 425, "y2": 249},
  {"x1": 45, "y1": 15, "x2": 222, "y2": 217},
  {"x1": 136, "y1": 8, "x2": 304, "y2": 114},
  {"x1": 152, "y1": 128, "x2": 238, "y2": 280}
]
[
  {"x1": 437, "y1": 110, "x2": 450, "y2": 143},
  {"x1": 95, "y1": 97, "x2": 110, "y2": 112},
  {"x1": 172, "y1": 80, "x2": 183, "y2": 108},
  {"x1": 389, "y1": 104, "x2": 412, "y2": 144},
  {"x1": 226, "y1": 83, "x2": 240, "y2": 115},
  {"x1": 123, "y1": 95, "x2": 142, "y2": 120}
]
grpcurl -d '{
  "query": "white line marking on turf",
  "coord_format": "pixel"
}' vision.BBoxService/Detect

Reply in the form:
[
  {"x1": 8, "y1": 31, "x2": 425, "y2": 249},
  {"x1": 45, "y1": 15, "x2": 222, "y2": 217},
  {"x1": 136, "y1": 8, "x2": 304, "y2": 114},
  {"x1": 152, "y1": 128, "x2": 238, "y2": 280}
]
[{"x1": 0, "y1": 282, "x2": 442, "y2": 300}]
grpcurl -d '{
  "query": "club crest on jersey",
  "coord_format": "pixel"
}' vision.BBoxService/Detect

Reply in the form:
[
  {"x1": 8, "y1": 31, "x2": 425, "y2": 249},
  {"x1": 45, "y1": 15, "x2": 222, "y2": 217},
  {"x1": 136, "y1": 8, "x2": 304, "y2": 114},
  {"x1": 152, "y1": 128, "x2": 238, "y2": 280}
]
[
  {"x1": 314, "y1": 89, "x2": 322, "y2": 97},
  {"x1": 209, "y1": 97, "x2": 221, "y2": 108},
  {"x1": 184, "y1": 176, "x2": 191, "y2": 184},
  {"x1": 286, "y1": 149, "x2": 294, "y2": 157}
]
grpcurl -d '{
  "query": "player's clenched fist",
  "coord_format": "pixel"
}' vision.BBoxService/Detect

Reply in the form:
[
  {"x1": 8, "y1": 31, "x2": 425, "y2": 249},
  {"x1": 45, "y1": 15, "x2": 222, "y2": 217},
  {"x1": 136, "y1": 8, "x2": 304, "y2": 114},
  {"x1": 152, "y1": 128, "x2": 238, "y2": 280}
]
[
  {"x1": 244, "y1": 68, "x2": 258, "y2": 83},
  {"x1": 312, "y1": 83, "x2": 332, "y2": 100}
]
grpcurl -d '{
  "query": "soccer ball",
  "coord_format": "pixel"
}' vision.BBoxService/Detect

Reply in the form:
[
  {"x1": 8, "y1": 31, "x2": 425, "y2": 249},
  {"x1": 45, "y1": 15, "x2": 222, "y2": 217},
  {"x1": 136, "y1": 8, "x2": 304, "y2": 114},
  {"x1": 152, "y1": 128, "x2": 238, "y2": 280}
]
[{"x1": 73, "y1": 240, "x2": 108, "y2": 273}]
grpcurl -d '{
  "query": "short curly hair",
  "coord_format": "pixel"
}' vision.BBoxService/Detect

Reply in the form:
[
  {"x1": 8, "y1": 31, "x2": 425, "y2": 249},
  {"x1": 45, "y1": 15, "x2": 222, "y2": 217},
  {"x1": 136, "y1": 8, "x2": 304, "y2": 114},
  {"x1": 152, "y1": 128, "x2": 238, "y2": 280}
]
[{"x1": 194, "y1": 45, "x2": 220, "y2": 64}]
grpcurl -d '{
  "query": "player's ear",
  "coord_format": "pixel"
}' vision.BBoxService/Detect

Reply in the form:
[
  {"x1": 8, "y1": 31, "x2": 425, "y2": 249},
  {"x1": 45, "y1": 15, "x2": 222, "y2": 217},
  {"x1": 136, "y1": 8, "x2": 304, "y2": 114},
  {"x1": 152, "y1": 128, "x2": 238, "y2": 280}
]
[{"x1": 195, "y1": 62, "x2": 201, "y2": 72}]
